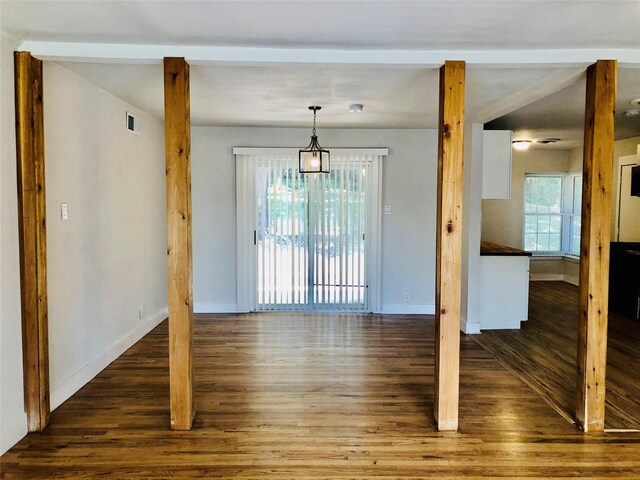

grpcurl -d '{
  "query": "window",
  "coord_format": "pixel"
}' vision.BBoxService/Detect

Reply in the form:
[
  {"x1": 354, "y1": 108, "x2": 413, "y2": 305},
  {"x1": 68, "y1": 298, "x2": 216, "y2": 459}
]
[
  {"x1": 524, "y1": 175, "x2": 563, "y2": 252},
  {"x1": 524, "y1": 173, "x2": 582, "y2": 255}
]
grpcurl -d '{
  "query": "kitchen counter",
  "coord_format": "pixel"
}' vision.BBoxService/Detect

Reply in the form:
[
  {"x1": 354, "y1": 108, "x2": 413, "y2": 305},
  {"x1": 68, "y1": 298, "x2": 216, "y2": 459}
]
[
  {"x1": 478, "y1": 240, "x2": 531, "y2": 330},
  {"x1": 480, "y1": 241, "x2": 532, "y2": 256}
]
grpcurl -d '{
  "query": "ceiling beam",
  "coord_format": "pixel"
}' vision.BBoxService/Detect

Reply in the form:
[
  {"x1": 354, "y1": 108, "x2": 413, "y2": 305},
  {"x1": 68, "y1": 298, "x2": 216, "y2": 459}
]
[{"x1": 18, "y1": 41, "x2": 640, "y2": 68}]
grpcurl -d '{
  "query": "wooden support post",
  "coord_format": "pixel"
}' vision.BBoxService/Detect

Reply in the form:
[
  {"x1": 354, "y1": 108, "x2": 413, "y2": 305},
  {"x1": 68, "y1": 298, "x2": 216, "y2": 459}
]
[
  {"x1": 434, "y1": 60, "x2": 465, "y2": 431},
  {"x1": 164, "y1": 57, "x2": 194, "y2": 430},
  {"x1": 14, "y1": 51, "x2": 50, "y2": 432},
  {"x1": 576, "y1": 59, "x2": 617, "y2": 432}
]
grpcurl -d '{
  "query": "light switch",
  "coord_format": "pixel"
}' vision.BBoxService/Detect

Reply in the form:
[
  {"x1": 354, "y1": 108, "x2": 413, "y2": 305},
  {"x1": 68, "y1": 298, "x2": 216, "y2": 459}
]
[
  {"x1": 384, "y1": 204, "x2": 392, "y2": 215},
  {"x1": 60, "y1": 203, "x2": 69, "y2": 221}
]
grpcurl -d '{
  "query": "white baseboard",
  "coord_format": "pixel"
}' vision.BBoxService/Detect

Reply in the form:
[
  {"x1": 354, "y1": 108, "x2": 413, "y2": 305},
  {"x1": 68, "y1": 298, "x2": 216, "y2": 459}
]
[
  {"x1": 0, "y1": 411, "x2": 28, "y2": 456},
  {"x1": 530, "y1": 273, "x2": 564, "y2": 281},
  {"x1": 563, "y1": 275, "x2": 579, "y2": 286},
  {"x1": 194, "y1": 303, "x2": 238, "y2": 313},
  {"x1": 50, "y1": 308, "x2": 167, "y2": 410},
  {"x1": 376, "y1": 304, "x2": 435, "y2": 315},
  {"x1": 530, "y1": 273, "x2": 579, "y2": 285},
  {"x1": 460, "y1": 319, "x2": 481, "y2": 335},
  {"x1": 196, "y1": 303, "x2": 437, "y2": 315}
]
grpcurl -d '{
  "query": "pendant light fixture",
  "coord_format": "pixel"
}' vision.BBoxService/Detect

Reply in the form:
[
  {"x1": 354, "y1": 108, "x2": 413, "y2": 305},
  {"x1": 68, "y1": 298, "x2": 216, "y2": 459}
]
[{"x1": 299, "y1": 106, "x2": 330, "y2": 174}]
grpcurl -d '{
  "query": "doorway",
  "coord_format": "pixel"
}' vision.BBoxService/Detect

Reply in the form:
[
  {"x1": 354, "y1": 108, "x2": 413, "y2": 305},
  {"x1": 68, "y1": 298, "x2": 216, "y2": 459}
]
[{"x1": 235, "y1": 148, "x2": 385, "y2": 312}]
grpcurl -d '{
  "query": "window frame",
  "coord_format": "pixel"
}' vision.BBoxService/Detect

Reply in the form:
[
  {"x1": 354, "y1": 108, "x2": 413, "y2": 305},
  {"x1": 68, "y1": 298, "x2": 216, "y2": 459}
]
[
  {"x1": 523, "y1": 173, "x2": 565, "y2": 255},
  {"x1": 564, "y1": 172, "x2": 582, "y2": 258},
  {"x1": 523, "y1": 172, "x2": 582, "y2": 257}
]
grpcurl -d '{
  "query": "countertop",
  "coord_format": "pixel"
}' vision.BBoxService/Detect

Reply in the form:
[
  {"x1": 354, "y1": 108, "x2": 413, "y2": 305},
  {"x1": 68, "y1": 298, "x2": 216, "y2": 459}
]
[{"x1": 480, "y1": 241, "x2": 532, "y2": 257}]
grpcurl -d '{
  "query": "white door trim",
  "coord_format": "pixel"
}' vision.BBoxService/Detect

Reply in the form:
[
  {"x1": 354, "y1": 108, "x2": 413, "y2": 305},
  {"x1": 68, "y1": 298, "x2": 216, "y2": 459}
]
[{"x1": 233, "y1": 147, "x2": 389, "y2": 156}]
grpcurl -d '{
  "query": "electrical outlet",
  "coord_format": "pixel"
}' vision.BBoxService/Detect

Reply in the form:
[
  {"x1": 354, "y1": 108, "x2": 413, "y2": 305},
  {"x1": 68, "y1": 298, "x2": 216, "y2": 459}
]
[
  {"x1": 403, "y1": 292, "x2": 410, "y2": 303},
  {"x1": 384, "y1": 204, "x2": 392, "y2": 215},
  {"x1": 139, "y1": 306, "x2": 144, "y2": 320}
]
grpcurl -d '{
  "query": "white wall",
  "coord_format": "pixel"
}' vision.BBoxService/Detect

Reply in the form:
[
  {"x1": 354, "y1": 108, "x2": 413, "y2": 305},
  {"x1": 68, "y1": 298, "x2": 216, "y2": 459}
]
[
  {"x1": 482, "y1": 138, "x2": 640, "y2": 285},
  {"x1": 44, "y1": 62, "x2": 167, "y2": 409},
  {"x1": 481, "y1": 148, "x2": 571, "y2": 282},
  {"x1": 1, "y1": 35, "x2": 28, "y2": 455},
  {"x1": 192, "y1": 127, "x2": 438, "y2": 313},
  {"x1": 482, "y1": 148, "x2": 571, "y2": 249},
  {"x1": 568, "y1": 135, "x2": 640, "y2": 241},
  {"x1": 460, "y1": 124, "x2": 484, "y2": 334},
  {"x1": 0, "y1": 56, "x2": 167, "y2": 454}
]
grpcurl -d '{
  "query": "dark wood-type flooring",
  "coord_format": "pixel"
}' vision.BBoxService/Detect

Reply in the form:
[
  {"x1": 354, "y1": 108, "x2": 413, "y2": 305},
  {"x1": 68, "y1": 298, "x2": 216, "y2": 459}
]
[
  {"x1": 472, "y1": 281, "x2": 640, "y2": 430},
  {"x1": 2, "y1": 307, "x2": 640, "y2": 478}
]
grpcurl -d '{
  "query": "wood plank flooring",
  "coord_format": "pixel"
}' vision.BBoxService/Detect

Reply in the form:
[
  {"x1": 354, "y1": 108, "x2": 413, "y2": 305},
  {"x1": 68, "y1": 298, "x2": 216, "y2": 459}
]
[
  {"x1": 2, "y1": 311, "x2": 640, "y2": 478},
  {"x1": 471, "y1": 281, "x2": 640, "y2": 430}
]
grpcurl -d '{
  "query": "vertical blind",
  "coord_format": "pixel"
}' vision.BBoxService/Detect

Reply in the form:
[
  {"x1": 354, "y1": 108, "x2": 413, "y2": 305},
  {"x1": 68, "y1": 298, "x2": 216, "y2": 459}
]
[
  {"x1": 234, "y1": 148, "x2": 385, "y2": 313},
  {"x1": 253, "y1": 153, "x2": 372, "y2": 311}
]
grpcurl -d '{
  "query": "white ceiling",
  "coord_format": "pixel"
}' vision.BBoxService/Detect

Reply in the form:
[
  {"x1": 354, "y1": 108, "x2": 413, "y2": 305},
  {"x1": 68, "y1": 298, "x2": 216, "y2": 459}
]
[
  {"x1": 487, "y1": 68, "x2": 640, "y2": 149},
  {"x1": 57, "y1": 63, "x2": 437, "y2": 128},
  {"x1": 56, "y1": 62, "x2": 583, "y2": 129},
  {"x1": 2, "y1": 1, "x2": 639, "y2": 50},
  {"x1": 2, "y1": 0, "x2": 639, "y2": 146}
]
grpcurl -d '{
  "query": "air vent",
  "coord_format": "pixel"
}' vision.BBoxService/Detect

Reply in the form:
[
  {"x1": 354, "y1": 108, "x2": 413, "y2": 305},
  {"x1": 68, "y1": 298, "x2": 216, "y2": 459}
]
[
  {"x1": 126, "y1": 112, "x2": 141, "y2": 136},
  {"x1": 538, "y1": 137, "x2": 561, "y2": 145}
]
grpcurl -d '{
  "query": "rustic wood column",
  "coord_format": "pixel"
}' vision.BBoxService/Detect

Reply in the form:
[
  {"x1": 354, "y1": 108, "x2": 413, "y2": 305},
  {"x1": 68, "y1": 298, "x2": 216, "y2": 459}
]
[
  {"x1": 164, "y1": 57, "x2": 194, "y2": 430},
  {"x1": 576, "y1": 59, "x2": 617, "y2": 432},
  {"x1": 14, "y1": 51, "x2": 50, "y2": 432},
  {"x1": 434, "y1": 60, "x2": 465, "y2": 431}
]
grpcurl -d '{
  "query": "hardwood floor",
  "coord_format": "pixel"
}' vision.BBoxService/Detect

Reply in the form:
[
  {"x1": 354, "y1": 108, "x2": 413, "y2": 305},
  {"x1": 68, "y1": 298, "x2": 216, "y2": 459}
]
[
  {"x1": 2, "y1": 311, "x2": 640, "y2": 478},
  {"x1": 471, "y1": 281, "x2": 640, "y2": 430}
]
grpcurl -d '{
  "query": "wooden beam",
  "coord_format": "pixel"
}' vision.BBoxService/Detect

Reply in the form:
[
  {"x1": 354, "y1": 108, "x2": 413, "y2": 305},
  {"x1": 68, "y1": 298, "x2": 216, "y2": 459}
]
[
  {"x1": 18, "y1": 39, "x2": 640, "y2": 68},
  {"x1": 164, "y1": 57, "x2": 194, "y2": 430},
  {"x1": 14, "y1": 51, "x2": 50, "y2": 432},
  {"x1": 434, "y1": 60, "x2": 465, "y2": 431},
  {"x1": 576, "y1": 59, "x2": 617, "y2": 433}
]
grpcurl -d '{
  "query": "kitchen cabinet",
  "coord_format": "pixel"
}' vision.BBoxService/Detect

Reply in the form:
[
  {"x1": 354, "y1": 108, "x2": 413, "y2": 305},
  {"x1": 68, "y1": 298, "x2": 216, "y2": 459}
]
[
  {"x1": 479, "y1": 241, "x2": 531, "y2": 329},
  {"x1": 482, "y1": 130, "x2": 512, "y2": 200}
]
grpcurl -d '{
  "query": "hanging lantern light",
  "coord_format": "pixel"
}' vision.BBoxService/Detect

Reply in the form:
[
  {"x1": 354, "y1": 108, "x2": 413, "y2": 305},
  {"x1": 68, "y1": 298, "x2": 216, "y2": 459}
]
[{"x1": 299, "y1": 106, "x2": 330, "y2": 174}]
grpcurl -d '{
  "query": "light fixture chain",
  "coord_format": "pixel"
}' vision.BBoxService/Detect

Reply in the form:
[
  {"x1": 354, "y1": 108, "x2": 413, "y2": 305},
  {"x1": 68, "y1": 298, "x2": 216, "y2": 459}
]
[{"x1": 312, "y1": 109, "x2": 317, "y2": 136}]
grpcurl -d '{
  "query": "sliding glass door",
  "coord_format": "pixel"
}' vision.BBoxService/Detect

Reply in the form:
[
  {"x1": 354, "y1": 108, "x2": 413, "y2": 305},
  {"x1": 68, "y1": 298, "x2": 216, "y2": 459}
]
[
  {"x1": 309, "y1": 163, "x2": 367, "y2": 309},
  {"x1": 255, "y1": 155, "x2": 309, "y2": 308},
  {"x1": 235, "y1": 149, "x2": 383, "y2": 313}
]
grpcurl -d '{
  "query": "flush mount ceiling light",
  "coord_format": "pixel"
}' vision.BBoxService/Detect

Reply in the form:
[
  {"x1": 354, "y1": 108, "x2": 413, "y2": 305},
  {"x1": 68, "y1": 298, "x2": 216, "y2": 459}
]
[
  {"x1": 630, "y1": 98, "x2": 640, "y2": 106},
  {"x1": 299, "y1": 106, "x2": 330, "y2": 174},
  {"x1": 512, "y1": 140, "x2": 532, "y2": 151},
  {"x1": 538, "y1": 137, "x2": 561, "y2": 145},
  {"x1": 349, "y1": 104, "x2": 364, "y2": 113}
]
